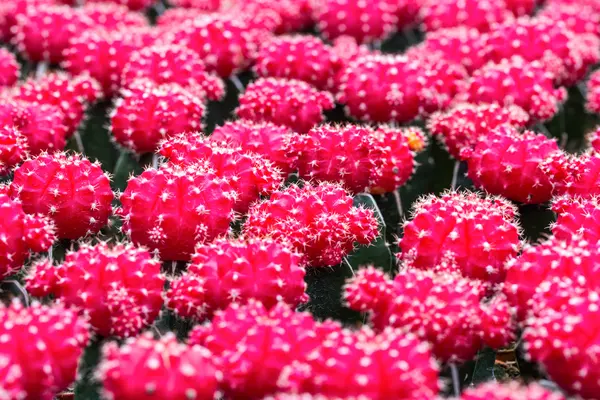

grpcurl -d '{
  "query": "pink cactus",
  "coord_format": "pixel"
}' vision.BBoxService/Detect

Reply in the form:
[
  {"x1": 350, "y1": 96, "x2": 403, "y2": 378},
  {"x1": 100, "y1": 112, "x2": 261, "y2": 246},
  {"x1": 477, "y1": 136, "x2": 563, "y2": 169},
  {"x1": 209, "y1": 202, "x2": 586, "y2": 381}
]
[
  {"x1": 169, "y1": 0, "x2": 220, "y2": 10},
  {"x1": 428, "y1": 103, "x2": 530, "y2": 160},
  {"x1": 505, "y1": 236, "x2": 600, "y2": 321},
  {"x1": 586, "y1": 126, "x2": 600, "y2": 152},
  {"x1": 118, "y1": 162, "x2": 237, "y2": 261},
  {"x1": 99, "y1": 332, "x2": 220, "y2": 400},
  {"x1": 0, "y1": 301, "x2": 89, "y2": 400},
  {"x1": 11, "y1": 5, "x2": 93, "y2": 64},
  {"x1": 399, "y1": 191, "x2": 522, "y2": 282},
  {"x1": 81, "y1": 2, "x2": 148, "y2": 30},
  {"x1": 523, "y1": 278, "x2": 600, "y2": 399},
  {"x1": 0, "y1": 125, "x2": 27, "y2": 174},
  {"x1": 344, "y1": 266, "x2": 514, "y2": 362},
  {"x1": 0, "y1": 101, "x2": 67, "y2": 155},
  {"x1": 461, "y1": 126, "x2": 560, "y2": 204},
  {"x1": 282, "y1": 326, "x2": 440, "y2": 399},
  {"x1": 63, "y1": 29, "x2": 143, "y2": 97},
  {"x1": 586, "y1": 69, "x2": 600, "y2": 114},
  {"x1": 14, "y1": 72, "x2": 102, "y2": 137},
  {"x1": 10, "y1": 152, "x2": 113, "y2": 240},
  {"x1": 254, "y1": 35, "x2": 342, "y2": 90},
  {"x1": 236, "y1": 78, "x2": 334, "y2": 134},
  {"x1": 312, "y1": 0, "x2": 398, "y2": 44},
  {"x1": 210, "y1": 120, "x2": 297, "y2": 174},
  {"x1": 419, "y1": 0, "x2": 514, "y2": 32},
  {"x1": 0, "y1": 0, "x2": 57, "y2": 42},
  {"x1": 167, "y1": 237, "x2": 307, "y2": 320},
  {"x1": 459, "y1": 56, "x2": 567, "y2": 122},
  {"x1": 543, "y1": 152, "x2": 600, "y2": 198},
  {"x1": 551, "y1": 196, "x2": 600, "y2": 245},
  {"x1": 85, "y1": 0, "x2": 154, "y2": 11},
  {"x1": 461, "y1": 382, "x2": 566, "y2": 399},
  {"x1": 539, "y1": 3, "x2": 600, "y2": 36},
  {"x1": 167, "y1": 14, "x2": 258, "y2": 78},
  {"x1": 26, "y1": 242, "x2": 164, "y2": 338},
  {"x1": 0, "y1": 191, "x2": 55, "y2": 279},
  {"x1": 121, "y1": 45, "x2": 225, "y2": 102},
  {"x1": 0, "y1": 48, "x2": 19, "y2": 87},
  {"x1": 243, "y1": 182, "x2": 379, "y2": 267},
  {"x1": 110, "y1": 79, "x2": 205, "y2": 154}
]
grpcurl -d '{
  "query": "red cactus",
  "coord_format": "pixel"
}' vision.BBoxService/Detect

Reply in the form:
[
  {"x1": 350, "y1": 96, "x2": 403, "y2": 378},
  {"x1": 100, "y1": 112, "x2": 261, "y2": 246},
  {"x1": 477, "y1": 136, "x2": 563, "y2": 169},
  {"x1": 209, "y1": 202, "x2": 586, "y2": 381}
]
[
  {"x1": 543, "y1": 152, "x2": 600, "y2": 198},
  {"x1": 236, "y1": 78, "x2": 334, "y2": 134},
  {"x1": 26, "y1": 242, "x2": 164, "y2": 338},
  {"x1": 459, "y1": 56, "x2": 567, "y2": 122},
  {"x1": 461, "y1": 382, "x2": 566, "y2": 400},
  {"x1": 312, "y1": 0, "x2": 398, "y2": 44},
  {"x1": 110, "y1": 79, "x2": 205, "y2": 154},
  {"x1": 85, "y1": 0, "x2": 154, "y2": 11},
  {"x1": 222, "y1": 1, "x2": 283, "y2": 34},
  {"x1": 168, "y1": 14, "x2": 258, "y2": 78},
  {"x1": 461, "y1": 126, "x2": 560, "y2": 204},
  {"x1": 121, "y1": 44, "x2": 225, "y2": 102},
  {"x1": 118, "y1": 162, "x2": 237, "y2": 261},
  {"x1": 155, "y1": 8, "x2": 209, "y2": 27},
  {"x1": 586, "y1": 69, "x2": 600, "y2": 114},
  {"x1": 0, "y1": 301, "x2": 89, "y2": 400},
  {"x1": 337, "y1": 54, "x2": 421, "y2": 123},
  {"x1": 481, "y1": 16, "x2": 598, "y2": 86},
  {"x1": 398, "y1": 191, "x2": 521, "y2": 282},
  {"x1": 10, "y1": 152, "x2": 113, "y2": 240},
  {"x1": 539, "y1": 3, "x2": 600, "y2": 36},
  {"x1": 586, "y1": 126, "x2": 600, "y2": 152},
  {"x1": 0, "y1": 100, "x2": 67, "y2": 155},
  {"x1": 551, "y1": 196, "x2": 600, "y2": 245},
  {"x1": 0, "y1": 0, "x2": 57, "y2": 42},
  {"x1": 11, "y1": 5, "x2": 93, "y2": 64},
  {"x1": 167, "y1": 237, "x2": 307, "y2": 321},
  {"x1": 504, "y1": 236, "x2": 600, "y2": 321},
  {"x1": 14, "y1": 72, "x2": 102, "y2": 137},
  {"x1": 254, "y1": 35, "x2": 342, "y2": 90},
  {"x1": 281, "y1": 326, "x2": 440, "y2": 399},
  {"x1": 210, "y1": 120, "x2": 297, "y2": 174},
  {"x1": 81, "y1": 2, "x2": 147, "y2": 30},
  {"x1": 418, "y1": 0, "x2": 514, "y2": 32},
  {"x1": 0, "y1": 125, "x2": 27, "y2": 174},
  {"x1": 189, "y1": 300, "x2": 336, "y2": 399},
  {"x1": 63, "y1": 29, "x2": 142, "y2": 97},
  {"x1": 427, "y1": 103, "x2": 529, "y2": 160},
  {"x1": 242, "y1": 182, "x2": 379, "y2": 267},
  {"x1": 344, "y1": 266, "x2": 514, "y2": 362},
  {"x1": 169, "y1": 0, "x2": 220, "y2": 9},
  {"x1": 159, "y1": 133, "x2": 283, "y2": 213},
  {"x1": 99, "y1": 332, "x2": 220, "y2": 400},
  {"x1": 0, "y1": 192, "x2": 54, "y2": 279},
  {"x1": 523, "y1": 278, "x2": 600, "y2": 399},
  {"x1": 0, "y1": 48, "x2": 19, "y2": 87}
]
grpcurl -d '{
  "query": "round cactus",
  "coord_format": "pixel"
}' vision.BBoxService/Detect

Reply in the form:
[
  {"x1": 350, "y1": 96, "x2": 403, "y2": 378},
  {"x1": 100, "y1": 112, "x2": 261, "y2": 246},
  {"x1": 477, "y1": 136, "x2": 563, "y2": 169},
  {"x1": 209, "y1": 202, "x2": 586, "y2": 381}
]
[
  {"x1": 168, "y1": 0, "x2": 221, "y2": 9},
  {"x1": 81, "y1": 2, "x2": 148, "y2": 30},
  {"x1": 118, "y1": 162, "x2": 237, "y2": 261},
  {"x1": 461, "y1": 382, "x2": 566, "y2": 400},
  {"x1": 11, "y1": 5, "x2": 93, "y2": 64},
  {"x1": 586, "y1": 69, "x2": 600, "y2": 114},
  {"x1": 312, "y1": 0, "x2": 398, "y2": 44},
  {"x1": 462, "y1": 126, "x2": 560, "y2": 204},
  {"x1": 0, "y1": 125, "x2": 28, "y2": 174},
  {"x1": 0, "y1": 0, "x2": 57, "y2": 42},
  {"x1": 543, "y1": 152, "x2": 600, "y2": 198},
  {"x1": 523, "y1": 278, "x2": 600, "y2": 399},
  {"x1": 399, "y1": 191, "x2": 522, "y2": 282},
  {"x1": 85, "y1": 0, "x2": 154, "y2": 11},
  {"x1": 167, "y1": 237, "x2": 307, "y2": 320},
  {"x1": 0, "y1": 191, "x2": 55, "y2": 279},
  {"x1": 10, "y1": 152, "x2": 114, "y2": 240},
  {"x1": 282, "y1": 326, "x2": 440, "y2": 399},
  {"x1": 459, "y1": 56, "x2": 567, "y2": 122},
  {"x1": 121, "y1": 44, "x2": 225, "y2": 102},
  {"x1": 63, "y1": 29, "x2": 143, "y2": 97},
  {"x1": 14, "y1": 72, "x2": 102, "y2": 137},
  {"x1": 254, "y1": 35, "x2": 342, "y2": 90},
  {"x1": 539, "y1": 2, "x2": 600, "y2": 36},
  {"x1": 159, "y1": 133, "x2": 283, "y2": 213},
  {"x1": 236, "y1": 77, "x2": 334, "y2": 134},
  {"x1": 243, "y1": 182, "x2": 379, "y2": 267},
  {"x1": 419, "y1": 0, "x2": 514, "y2": 32},
  {"x1": 210, "y1": 120, "x2": 297, "y2": 174},
  {"x1": 99, "y1": 332, "x2": 220, "y2": 400},
  {"x1": 427, "y1": 103, "x2": 529, "y2": 160},
  {"x1": 26, "y1": 242, "x2": 165, "y2": 338},
  {"x1": 504, "y1": 236, "x2": 600, "y2": 321},
  {"x1": 585, "y1": 126, "x2": 600, "y2": 152},
  {"x1": 0, "y1": 301, "x2": 89, "y2": 400},
  {"x1": 0, "y1": 48, "x2": 19, "y2": 87},
  {"x1": 344, "y1": 265, "x2": 515, "y2": 362},
  {"x1": 167, "y1": 14, "x2": 258, "y2": 78},
  {"x1": 110, "y1": 79, "x2": 205, "y2": 154},
  {"x1": 230, "y1": 0, "x2": 311, "y2": 34},
  {"x1": 0, "y1": 100, "x2": 67, "y2": 155},
  {"x1": 551, "y1": 195, "x2": 600, "y2": 244}
]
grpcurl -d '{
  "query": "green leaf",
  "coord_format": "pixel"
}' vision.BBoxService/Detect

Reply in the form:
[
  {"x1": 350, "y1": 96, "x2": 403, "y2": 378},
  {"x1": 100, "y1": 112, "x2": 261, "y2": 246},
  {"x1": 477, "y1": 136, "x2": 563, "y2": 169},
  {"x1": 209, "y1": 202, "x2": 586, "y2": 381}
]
[{"x1": 74, "y1": 336, "x2": 105, "y2": 400}]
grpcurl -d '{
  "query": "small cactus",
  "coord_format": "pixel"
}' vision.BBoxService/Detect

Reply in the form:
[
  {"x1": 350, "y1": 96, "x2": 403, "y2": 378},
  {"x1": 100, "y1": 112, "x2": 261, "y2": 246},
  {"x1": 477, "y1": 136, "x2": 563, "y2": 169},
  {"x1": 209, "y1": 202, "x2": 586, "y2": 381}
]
[
  {"x1": 419, "y1": 0, "x2": 514, "y2": 32},
  {"x1": 0, "y1": 48, "x2": 19, "y2": 87},
  {"x1": 0, "y1": 125, "x2": 28, "y2": 174},
  {"x1": 461, "y1": 382, "x2": 566, "y2": 400}
]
